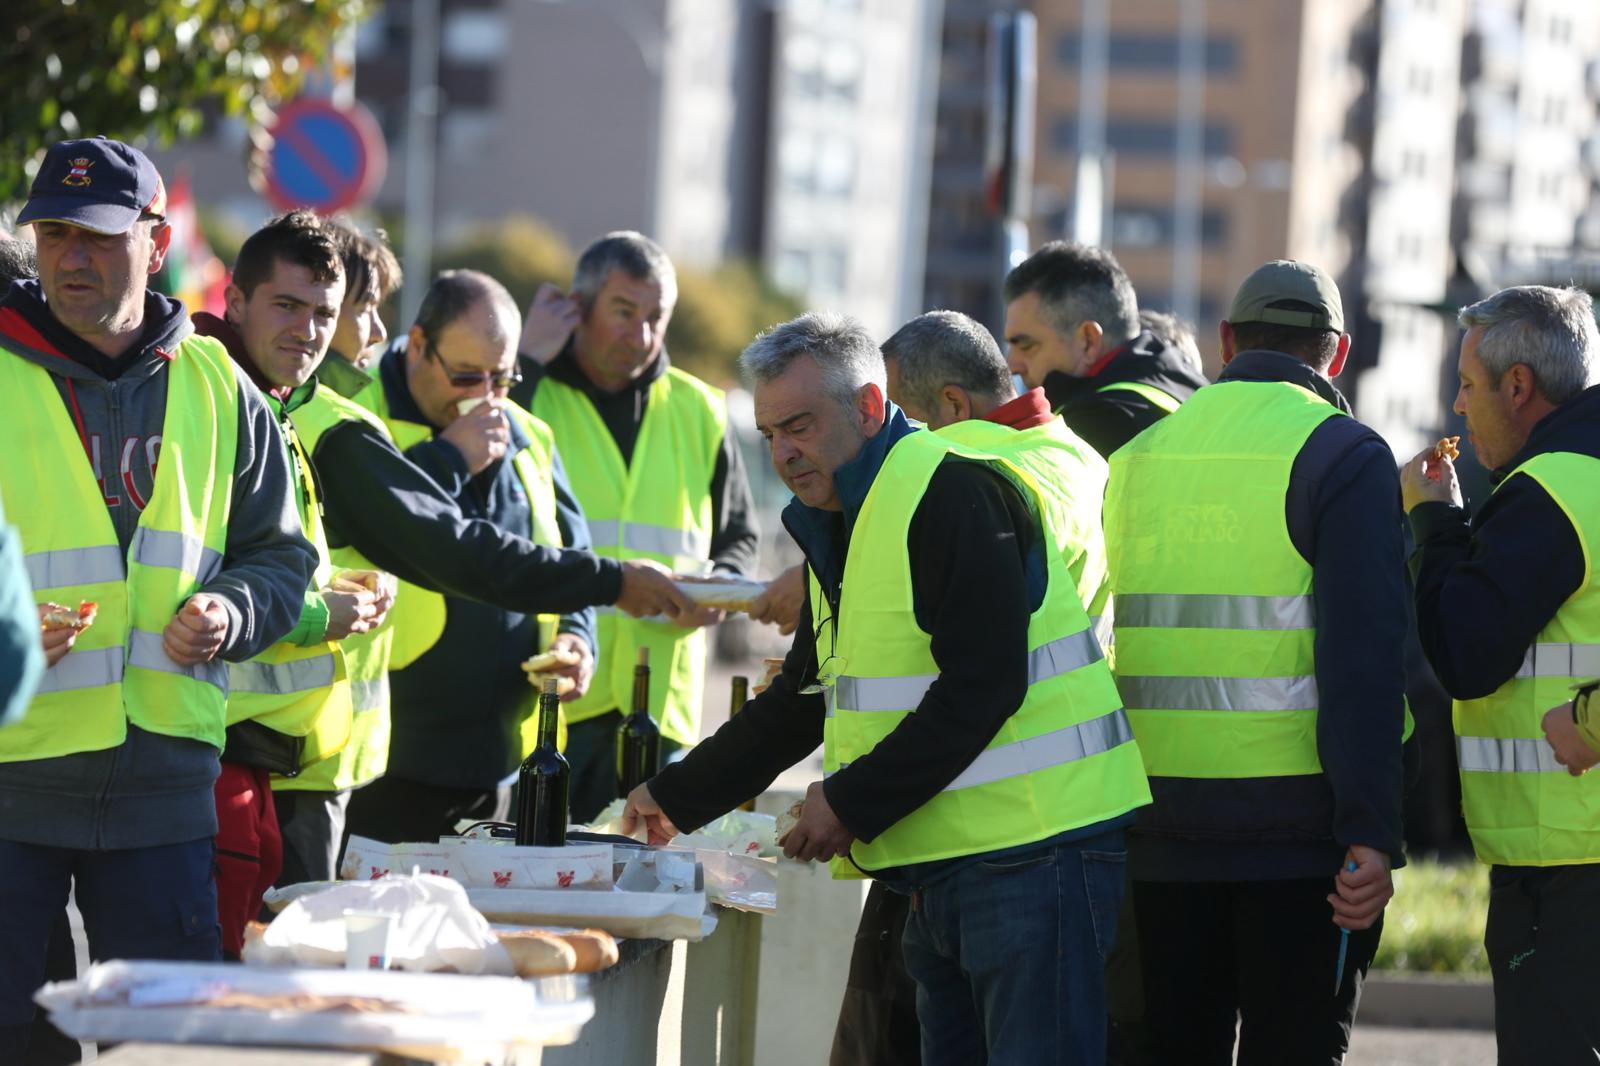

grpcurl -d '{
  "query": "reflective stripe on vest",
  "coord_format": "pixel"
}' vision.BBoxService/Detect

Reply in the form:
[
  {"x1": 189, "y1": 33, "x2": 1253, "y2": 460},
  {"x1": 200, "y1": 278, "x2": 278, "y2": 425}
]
[
  {"x1": 350, "y1": 675, "x2": 389, "y2": 715},
  {"x1": 1452, "y1": 450, "x2": 1600, "y2": 866},
  {"x1": 1096, "y1": 380, "x2": 1181, "y2": 414},
  {"x1": 24, "y1": 545, "x2": 125, "y2": 589},
  {"x1": 230, "y1": 654, "x2": 340, "y2": 696},
  {"x1": 832, "y1": 629, "x2": 1104, "y2": 716},
  {"x1": 1116, "y1": 674, "x2": 1318, "y2": 712},
  {"x1": 1457, "y1": 735, "x2": 1565, "y2": 775},
  {"x1": 533, "y1": 368, "x2": 725, "y2": 747},
  {"x1": 821, "y1": 429, "x2": 1149, "y2": 872},
  {"x1": 0, "y1": 335, "x2": 239, "y2": 760},
  {"x1": 1514, "y1": 642, "x2": 1600, "y2": 680},
  {"x1": 1114, "y1": 592, "x2": 1314, "y2": 631}
]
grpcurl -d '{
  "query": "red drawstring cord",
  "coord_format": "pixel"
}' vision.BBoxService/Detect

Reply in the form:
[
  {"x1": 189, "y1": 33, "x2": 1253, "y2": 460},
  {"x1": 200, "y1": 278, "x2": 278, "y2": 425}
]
[{"x1": 64, "y1": 377, "x2": 91, "y2": 462}]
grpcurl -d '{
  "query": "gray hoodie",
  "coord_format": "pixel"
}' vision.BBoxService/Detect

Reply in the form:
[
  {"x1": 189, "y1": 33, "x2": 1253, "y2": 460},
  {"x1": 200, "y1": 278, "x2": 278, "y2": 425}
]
[{"x1": 0, "y1": 280, "x2": 316, "y2": 849}]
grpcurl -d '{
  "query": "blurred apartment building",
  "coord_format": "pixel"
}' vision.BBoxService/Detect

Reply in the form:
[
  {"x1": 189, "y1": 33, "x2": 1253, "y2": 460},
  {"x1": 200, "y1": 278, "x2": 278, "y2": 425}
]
[
  {"x1": 150, "y1": 0, "x2": 940, "y2": 342},
  {"x1": 921, "y1": 0, "x2": 1600, "y2": 453}
]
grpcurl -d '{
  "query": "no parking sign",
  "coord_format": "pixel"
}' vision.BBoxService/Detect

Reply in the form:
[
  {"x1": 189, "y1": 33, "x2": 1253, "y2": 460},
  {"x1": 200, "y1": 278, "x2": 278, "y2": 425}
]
[{"x1": 264, "y1": 97, "x2": 387, "y2": 213}]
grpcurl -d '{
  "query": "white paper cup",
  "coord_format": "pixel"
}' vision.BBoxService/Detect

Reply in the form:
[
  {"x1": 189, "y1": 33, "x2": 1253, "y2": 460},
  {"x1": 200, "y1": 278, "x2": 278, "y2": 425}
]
[
  {"x1": 343, "y1": 910, "x2": 396, "y2": 970},
  {"x1": 456, "y1": 397, "x2": 487, "y2": 416}
]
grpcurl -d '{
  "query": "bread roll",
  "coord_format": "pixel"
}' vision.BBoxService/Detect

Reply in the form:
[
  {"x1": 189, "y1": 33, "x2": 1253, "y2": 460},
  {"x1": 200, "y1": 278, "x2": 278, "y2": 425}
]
[
  {"x1": 553, "y1": 928, "x2": 620, "y2": 972},
  {"x1": 496, "y1": 930, "x2": 579, "y2": 976}
]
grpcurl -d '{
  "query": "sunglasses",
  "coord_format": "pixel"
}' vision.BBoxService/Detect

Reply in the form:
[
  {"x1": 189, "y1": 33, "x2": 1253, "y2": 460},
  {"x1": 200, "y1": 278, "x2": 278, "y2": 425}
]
[{"x1": 425, "y1": 338, "x2": 522, "y2": 391}]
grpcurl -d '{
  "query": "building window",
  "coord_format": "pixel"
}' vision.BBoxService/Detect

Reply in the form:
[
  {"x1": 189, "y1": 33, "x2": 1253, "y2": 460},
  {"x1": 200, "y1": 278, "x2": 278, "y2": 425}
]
[
  {"x1": 442, "y1": 10, "x2": 508, "y2": 63},
  {"x1": 1053, "y1": 118, "x2": 1234, "y2": 159},
  {"x1": 1056, "y1": 32, "x2": 1239, "y2": 75},
  {"x1": 1109, "y1": 204, "x2": 1229, "y2": 249}
]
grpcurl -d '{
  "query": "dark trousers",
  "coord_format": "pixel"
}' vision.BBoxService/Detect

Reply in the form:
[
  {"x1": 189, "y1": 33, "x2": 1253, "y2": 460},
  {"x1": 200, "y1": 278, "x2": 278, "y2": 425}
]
[
  {"x1": 273, "y1": 787, "x2": 351, "y2": 887},
  {"x1": 25, "y1": 911, "x2": 80, "y2": 1065},
  {"x1": 0, "y1": 838, "x2": 221, "y2": 1062},
  {"x1": 1105, "y1": 866, "x2": 1157, "y2": 1065},
  {"x1": 565, "y1": 711, "x2": 683, "y2": 826},
  {"x1": 1485, "y1": 863, "x2": 1600, "y2": 1065},
  {"x1": 1130, "y1": 877, "x2": 1381, "y2": 1066},
  {"x1": 344, "y1": 774, "x2": 509, "y2": 845},
  {"x1": 829, "y1": 882, "x2": 922, "y2": 1066},
  {"x1": 900, "y1": 833, "x2": 1126, "y2": 1066}
]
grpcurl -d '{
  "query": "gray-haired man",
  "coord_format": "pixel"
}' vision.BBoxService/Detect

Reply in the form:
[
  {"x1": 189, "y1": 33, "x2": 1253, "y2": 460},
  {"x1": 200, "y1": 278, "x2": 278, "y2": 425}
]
[
  {"x1": 625, "y1": 311, "x2": 1149, "y2": 1065},
  {"x1": 1402, "y1": 285, "x2": 1600, "y2": 1064},
  {"x1": 513, "y1": 231, "x2": 761, "y2": 822},
  {"x1": 1003, "y1": 242, "x2": 1207, "y2": 457}
]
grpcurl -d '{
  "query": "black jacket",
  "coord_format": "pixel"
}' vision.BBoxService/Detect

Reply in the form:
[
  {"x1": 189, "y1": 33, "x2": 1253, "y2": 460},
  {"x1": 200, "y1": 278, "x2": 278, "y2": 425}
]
[
  {"x1": 1410, "y1": 383, "x2": 1600, "y2": 700},
  {"x1": 312, "y1": 344, "x2": 619, "y2": 789},
  {"x1": 1042, "y1": 329, "x2": 1208, "y2": 458},
  {"x1": 512, "y1": 341, "x2": 761, "y2": 579},
  {"x1": 649, "y1": 408, "x2": 1137, "y2": 879},
  {"x1": 1127, "y1": 351, "x2": 1410, "y2": 881}
]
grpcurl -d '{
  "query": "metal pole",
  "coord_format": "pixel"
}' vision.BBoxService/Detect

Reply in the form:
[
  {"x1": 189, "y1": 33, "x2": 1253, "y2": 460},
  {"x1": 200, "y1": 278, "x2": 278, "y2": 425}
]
[
  {"x1": 400, "y1": 0, "x2": 440, "y2": 328},
  {"x1": 1172, "y1": 0, "x2": 1205, "y2": 324},
  {"x1": 1071, "y1": 0, "x2": 1108, "y2": 246}
]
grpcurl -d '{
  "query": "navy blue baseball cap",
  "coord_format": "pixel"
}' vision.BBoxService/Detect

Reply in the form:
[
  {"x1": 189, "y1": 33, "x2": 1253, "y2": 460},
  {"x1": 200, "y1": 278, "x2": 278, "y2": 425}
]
[{"x1": 17, "y1": 137, "x2": 168, "y2": 236}]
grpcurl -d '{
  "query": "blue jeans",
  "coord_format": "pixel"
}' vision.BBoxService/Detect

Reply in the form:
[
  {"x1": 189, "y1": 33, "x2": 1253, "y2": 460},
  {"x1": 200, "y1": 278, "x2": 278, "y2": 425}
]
[
  {"x1": 0, "y1": 837, "x2": 222, "y2": 1060},
  {"x1": 900, "y1": 831, "x2": 1126, "y2": 1066}
]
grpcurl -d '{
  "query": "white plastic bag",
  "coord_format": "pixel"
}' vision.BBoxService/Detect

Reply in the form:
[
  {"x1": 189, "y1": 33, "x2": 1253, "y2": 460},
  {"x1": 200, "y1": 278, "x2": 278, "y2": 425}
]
[{"x1": 243, "y1": 872, "x2": 505, "y2": 974}]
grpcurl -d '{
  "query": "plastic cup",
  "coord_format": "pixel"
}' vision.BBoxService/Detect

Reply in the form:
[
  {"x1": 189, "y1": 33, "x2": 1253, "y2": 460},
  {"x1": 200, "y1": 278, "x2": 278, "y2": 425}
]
[
  {"x1": 456, "y1": 397, "x2": 487, "y2": 416},
  {"x1": 343, "y1": 910, "x2": 396, "y2": 970}
]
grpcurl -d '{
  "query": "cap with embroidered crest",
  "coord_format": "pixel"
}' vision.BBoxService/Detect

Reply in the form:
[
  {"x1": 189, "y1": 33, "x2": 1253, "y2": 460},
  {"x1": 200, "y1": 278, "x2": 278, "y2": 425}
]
[
  {"x1": 1226, "y1": 259, "x2": 1344, "y2": 334},
  {"x1": 17, "y1": 136, "x2": 168, "y2": 236}
]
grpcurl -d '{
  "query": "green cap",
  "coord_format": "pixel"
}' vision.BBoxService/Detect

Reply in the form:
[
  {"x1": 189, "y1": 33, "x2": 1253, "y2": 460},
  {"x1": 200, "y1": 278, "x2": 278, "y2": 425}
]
[{"x1": 1226, "y1": 259, "x2": 1344, "y2": 333}]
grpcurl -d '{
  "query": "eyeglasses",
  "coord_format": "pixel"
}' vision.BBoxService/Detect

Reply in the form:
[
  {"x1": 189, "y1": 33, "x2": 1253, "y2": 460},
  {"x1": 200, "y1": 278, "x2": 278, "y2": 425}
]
[{"x1": 425, "y1": 338, "x2": 523, "y2": 391}]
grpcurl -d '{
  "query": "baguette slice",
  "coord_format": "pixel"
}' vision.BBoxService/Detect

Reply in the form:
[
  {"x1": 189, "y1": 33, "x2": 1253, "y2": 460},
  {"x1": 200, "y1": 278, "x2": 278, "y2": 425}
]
[{"x1": 496, "y1": 929, "x2": 579, "y2": 975}]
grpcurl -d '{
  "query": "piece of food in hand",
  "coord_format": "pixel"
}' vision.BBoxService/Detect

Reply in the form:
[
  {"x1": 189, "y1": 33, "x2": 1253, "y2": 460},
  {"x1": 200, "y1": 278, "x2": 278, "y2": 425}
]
[
  {"x1": 751, "y1": 657, "x2": 786, "y2": 696},
  {"x1": 522, "y1": 648, "x2": 583, "y2": 674},
  {"x1": 40, "y1": 601, "x2": 98, "y2": 632},
  {"x1": 775, "y1": 800, "x2": 805, "y2": 843},
  {"x1": 1432, "y1": 436, "x2": 1461, "y2": 462},
  {"x1": 671, "y1": 574, "x2": 768, "y2": 612}
]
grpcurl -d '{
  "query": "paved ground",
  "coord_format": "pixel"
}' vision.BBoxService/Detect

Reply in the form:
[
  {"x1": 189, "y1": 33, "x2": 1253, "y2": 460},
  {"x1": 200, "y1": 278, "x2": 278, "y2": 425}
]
[{"x1": 1347, "y1": 1024, "x2": 1496, "y2": 1064}]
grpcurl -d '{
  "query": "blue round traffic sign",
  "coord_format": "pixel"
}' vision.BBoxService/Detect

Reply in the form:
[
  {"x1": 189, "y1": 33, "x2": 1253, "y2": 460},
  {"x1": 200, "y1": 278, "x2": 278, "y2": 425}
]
[{"x1": 264, "y1": 98, "x2": 387, "y2": 214}]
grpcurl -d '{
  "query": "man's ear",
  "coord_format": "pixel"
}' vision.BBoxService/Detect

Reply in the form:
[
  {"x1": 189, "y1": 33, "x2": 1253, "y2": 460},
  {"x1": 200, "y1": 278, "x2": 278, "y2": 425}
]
[
  {"x1": 1327, "y1": 333, "x2": 1352, "y2": 378},
  {"x1": 859, "y1": 381, "x2": 887, "y2": 434},
  {"x1": 942, "y1": 385, "x2": 972, "y2": 424},
  {"x1": 405, "y1": 324, "x2": 427, "y2": 366},
  {"x1": 1219, "y1": 320, "x2": 1237, "y2": 364},
  {"x1": 146, "y1": 221, "x2": 173, "y2": 275},
  {"x1": 1506, "y1": 363, "x2": 1540, "y2": 409},
  {"x1": 223, "y1": 283, "x2": 246, "y2": 329},
  {"x1": 1077, "y1": 319, "x2": 1105, "y2": 362}
]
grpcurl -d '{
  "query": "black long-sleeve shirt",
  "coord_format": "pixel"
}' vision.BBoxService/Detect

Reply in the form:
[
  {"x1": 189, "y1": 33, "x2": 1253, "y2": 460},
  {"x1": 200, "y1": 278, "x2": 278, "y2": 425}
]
[
  {"x1": 1128, "y1": 351, "x2": 1410, "y2": 880},
  {"x1": 649, "y1": 411, "x2": 1053, "y2": 852},
  {"x1": 513, "y1": 341, "x2": 760, "y2": 578},
  {"x1": 1410, "y1": 384, "x2": 1600, "y2": 700}
]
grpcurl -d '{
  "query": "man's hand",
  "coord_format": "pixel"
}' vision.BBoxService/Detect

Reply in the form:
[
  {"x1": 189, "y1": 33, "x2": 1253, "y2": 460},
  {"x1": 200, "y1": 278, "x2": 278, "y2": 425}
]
[
  {"x1": 162, "y1": 594, "x2": 230, "y2": 667},
  {"x1": 1328, "y1": 844, "x2": 1394, "y2": 931},
  {"x1": 781, "y1": 780, "x2": 854, "y2": 863},
  {"x1": 749, "y1": 565, "x2": 805, "y2": 636},
  {"x1": 621, "y1": 781, "x2": 680, "y2": 845},
  {"x1": 520, "y1": 284, "x2": 582, "y2": 366},
  {"x1": 615, "y1": 560, "x2": 693, "y2": 620},
  {"x1": 439, "y1": 399, "x2": 510, "y2": 476},
  {"x1": 37, "y1": 604, "x2": 80, "y2": 667},
  {"x1": 549, "y1": 632, "x2": 595, "y2": 702},
  {"x1": 321, "y1": 583, "x2": 380, "y2": 641},
  {"x1": 1400, "y1": 447, "x2": 1463, "y2": 514},
  {"x1": 1542, "y1": 702, "x2": 1599, "y2": 776}
]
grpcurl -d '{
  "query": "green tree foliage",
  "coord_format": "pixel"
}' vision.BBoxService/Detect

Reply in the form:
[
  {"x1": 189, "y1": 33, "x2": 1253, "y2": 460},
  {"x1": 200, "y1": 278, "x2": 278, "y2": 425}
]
[
  {"x1": 3, "y1": 0, "x2": 368, "y2": 203},
  {"x1": 433, "y1": 214, "x2": 804, "y2": 385}
]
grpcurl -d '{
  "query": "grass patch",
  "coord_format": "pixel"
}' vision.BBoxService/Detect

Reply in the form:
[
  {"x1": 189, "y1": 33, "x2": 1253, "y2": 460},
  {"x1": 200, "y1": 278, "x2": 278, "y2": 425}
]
[{"x1": 1372, "y1": 856, "x2": 1489, "y2": 976}]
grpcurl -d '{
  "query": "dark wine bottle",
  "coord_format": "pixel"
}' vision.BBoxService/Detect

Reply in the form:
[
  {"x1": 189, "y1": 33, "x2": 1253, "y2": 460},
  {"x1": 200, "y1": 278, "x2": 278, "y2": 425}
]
[
  {"x1": 617, "y1": 647, "x2": 661, "y2": 798},
  {"x1": 516, "y1": 678, "x2": 570, "y2": 846},
  {"x1": 731, "y1": 675, "x2": 754, "y2": 812}
]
